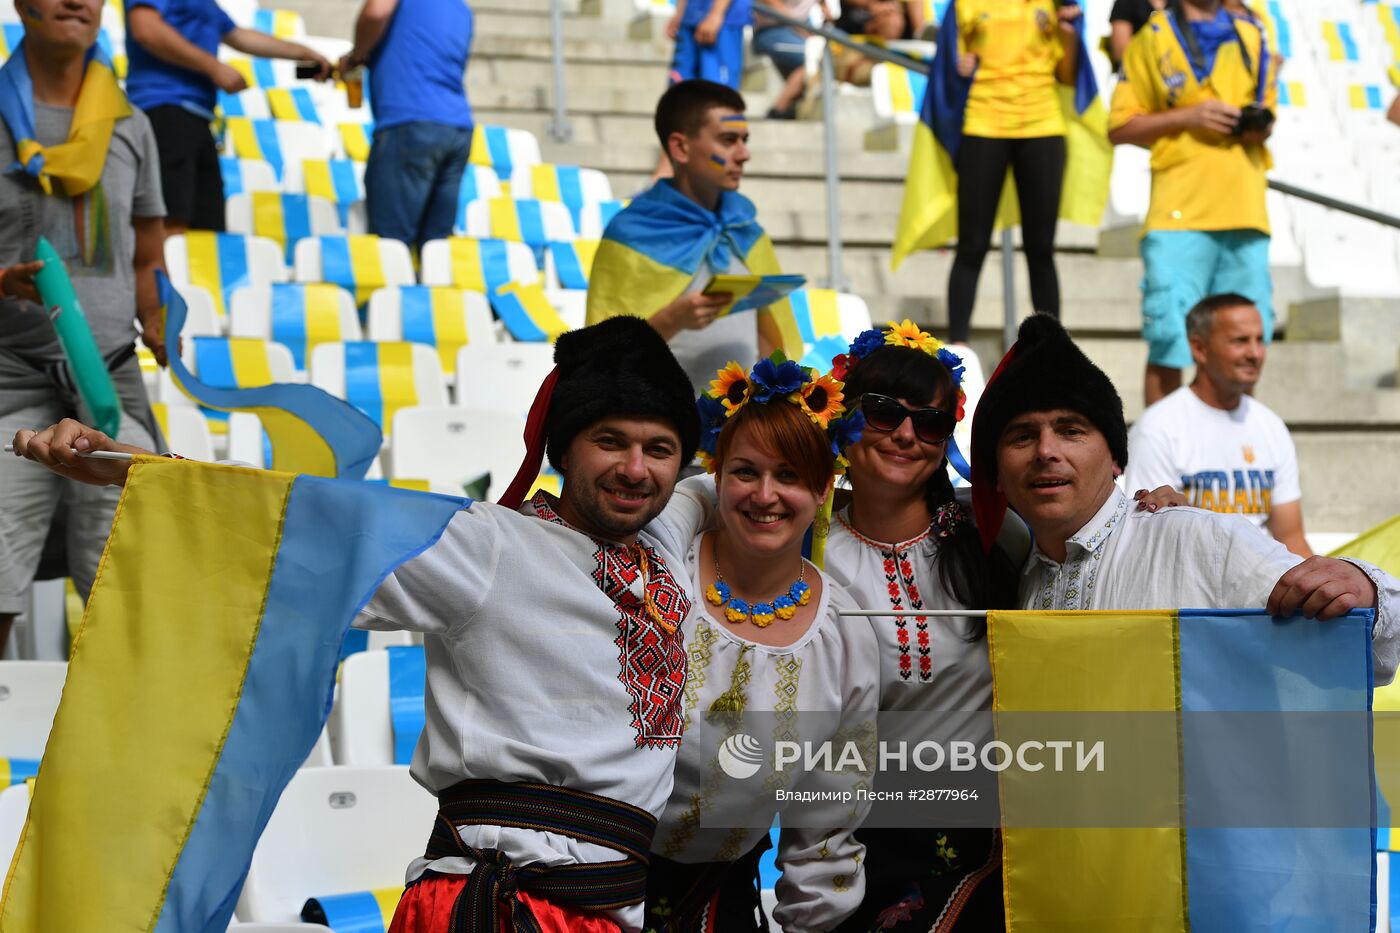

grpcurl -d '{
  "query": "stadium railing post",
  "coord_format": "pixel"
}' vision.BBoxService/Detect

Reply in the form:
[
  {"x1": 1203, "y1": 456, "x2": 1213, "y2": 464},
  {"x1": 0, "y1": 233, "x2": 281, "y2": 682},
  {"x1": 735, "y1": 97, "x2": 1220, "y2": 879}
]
[
  {"x1": 547, "y1": 0, "x2": 575, "y2": 143},
  {"x1": 1000, "y1": 228, "x2": 1016, "y2": 352},
  {"x1": 819, "y1": 41, "x2": 849, "y2": 291}
]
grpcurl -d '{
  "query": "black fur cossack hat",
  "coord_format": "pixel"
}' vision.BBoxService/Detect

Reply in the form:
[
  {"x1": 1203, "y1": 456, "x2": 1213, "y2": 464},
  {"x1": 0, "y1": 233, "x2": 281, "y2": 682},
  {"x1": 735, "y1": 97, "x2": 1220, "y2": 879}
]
[
  {"x1": 970, "y1": 314, "x2": 1129, "y2": 549},
  {"x1": 544, "y1": 316, "x2": 701, "y2": 469}
]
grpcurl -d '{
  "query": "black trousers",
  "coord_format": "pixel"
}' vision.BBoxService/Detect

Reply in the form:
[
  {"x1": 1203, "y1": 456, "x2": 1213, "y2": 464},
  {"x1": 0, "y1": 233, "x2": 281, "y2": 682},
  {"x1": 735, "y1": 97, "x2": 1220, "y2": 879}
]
[{"x1": 947, "y1": 134, "x2": 1067, "y2": 343}]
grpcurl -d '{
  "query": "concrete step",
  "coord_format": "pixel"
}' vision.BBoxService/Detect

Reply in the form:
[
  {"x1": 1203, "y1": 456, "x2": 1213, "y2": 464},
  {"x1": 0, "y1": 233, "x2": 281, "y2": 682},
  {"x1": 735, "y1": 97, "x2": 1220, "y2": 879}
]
[
  {"x1": 1294, "y1": 431, "x2": 1400, "y2": 533},
  {"x1": 472, "y1": 34, "x2": 674, "y2": 64},
  {"x1": 474, "y1": 9, "x2": 651, "y2": 42}
]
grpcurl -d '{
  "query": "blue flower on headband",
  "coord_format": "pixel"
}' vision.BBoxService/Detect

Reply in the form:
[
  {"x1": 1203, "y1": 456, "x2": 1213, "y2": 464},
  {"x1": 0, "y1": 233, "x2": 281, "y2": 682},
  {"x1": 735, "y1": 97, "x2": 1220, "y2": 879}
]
[
  {"x1": 937, "y1": 347, "x2": 966, "y2": 386},
  {"x1": 696, "y1": 394, "x2": 727, "y2": 454},
  {"x1": 850, "y1": 329, "x2": 885, "y2": 360},
  {"x1": 829, "y1": 409, "x2": 865, "y2": 456},
  {"x1": 749, "y1": 357, "x2": 807, "y2": 403}
]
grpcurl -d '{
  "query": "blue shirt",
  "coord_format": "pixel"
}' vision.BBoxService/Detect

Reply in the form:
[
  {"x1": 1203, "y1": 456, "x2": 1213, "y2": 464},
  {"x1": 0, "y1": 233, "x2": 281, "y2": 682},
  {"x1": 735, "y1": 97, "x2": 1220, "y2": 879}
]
[
  {"x1": 369, "y1": 0, "x2": 474, "y2": 132},
  {"x1": 680, "y1": 0, "x2": 752, "y2": 28},
  {"x1": 125, "y1": 0, "x2": 236, "y2": 116}
]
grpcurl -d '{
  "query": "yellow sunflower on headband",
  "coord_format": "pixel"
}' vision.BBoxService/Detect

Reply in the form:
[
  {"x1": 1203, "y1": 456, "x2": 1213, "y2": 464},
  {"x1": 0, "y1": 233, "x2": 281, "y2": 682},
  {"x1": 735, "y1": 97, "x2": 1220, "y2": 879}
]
[
  {"x1": 710, "y1": 362, "x2": 751, "y2": 416},
  {"x1": 884, "y1": 319, "x2": 941, "y2": 355},
  {"x1": 794, "y1": 373, "x2": 846, "y2": 428}
]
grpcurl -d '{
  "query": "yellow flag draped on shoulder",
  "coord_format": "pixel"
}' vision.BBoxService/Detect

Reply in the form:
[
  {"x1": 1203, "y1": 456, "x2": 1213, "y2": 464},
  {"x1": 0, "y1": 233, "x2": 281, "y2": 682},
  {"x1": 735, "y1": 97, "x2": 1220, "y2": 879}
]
[
  {"x1": 0, "y1": 41, "x2": 131, "y2": 196},
  {"x1": 586, "y1": 178, "x2": 803, "y2": 358},
  {"x1": 891, "y1": 1, "x2": 1111, "y2": 267}
]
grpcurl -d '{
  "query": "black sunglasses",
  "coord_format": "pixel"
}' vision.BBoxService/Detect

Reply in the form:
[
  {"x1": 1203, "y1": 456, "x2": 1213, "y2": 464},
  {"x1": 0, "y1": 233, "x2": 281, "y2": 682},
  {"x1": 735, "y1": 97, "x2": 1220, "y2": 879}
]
[{"x1": 859, "y1": 393, "x2": 956, "y2": 444}]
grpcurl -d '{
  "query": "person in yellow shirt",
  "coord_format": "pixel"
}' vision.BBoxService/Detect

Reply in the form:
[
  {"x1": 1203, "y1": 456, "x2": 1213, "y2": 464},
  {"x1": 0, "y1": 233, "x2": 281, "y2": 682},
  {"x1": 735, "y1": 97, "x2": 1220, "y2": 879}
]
[
  {"x1": 946, "y1": 0, "x2": 1081, "y2": 345},
  {"x1": 1108, "y1": 0, "x2": 1277, "y2": 406}
]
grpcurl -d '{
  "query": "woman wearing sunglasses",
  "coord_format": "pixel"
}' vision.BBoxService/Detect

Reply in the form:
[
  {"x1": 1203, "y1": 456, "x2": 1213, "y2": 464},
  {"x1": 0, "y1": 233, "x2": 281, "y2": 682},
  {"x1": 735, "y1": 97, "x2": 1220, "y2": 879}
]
[
  {"x1": 641, "y1": 356, "x2": 880, "y2": 933},
  {"x1": 823, "y1": 320, "x2": 1021, "y2": 932}
]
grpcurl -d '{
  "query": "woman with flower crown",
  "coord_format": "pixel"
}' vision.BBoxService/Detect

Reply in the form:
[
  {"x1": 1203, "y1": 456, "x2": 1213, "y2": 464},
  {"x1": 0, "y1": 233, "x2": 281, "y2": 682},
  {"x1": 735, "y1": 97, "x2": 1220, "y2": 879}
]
[
  {"x1": 640, "y1": 354, "x2": 880, "y2": 933},
  {"x1": 823, "y1": 319, "x2": 1024, "y2": 933}
]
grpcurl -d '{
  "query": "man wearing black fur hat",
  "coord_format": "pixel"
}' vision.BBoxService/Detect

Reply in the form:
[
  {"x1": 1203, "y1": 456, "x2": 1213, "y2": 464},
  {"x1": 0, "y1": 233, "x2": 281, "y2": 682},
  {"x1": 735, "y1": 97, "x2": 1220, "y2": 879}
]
[
  {"x1": 969, "y1": 313, "x2": 1400, "y2": 684},
  {"x1": 13, "y1": 316, "x2": 706, "y2": 933}
]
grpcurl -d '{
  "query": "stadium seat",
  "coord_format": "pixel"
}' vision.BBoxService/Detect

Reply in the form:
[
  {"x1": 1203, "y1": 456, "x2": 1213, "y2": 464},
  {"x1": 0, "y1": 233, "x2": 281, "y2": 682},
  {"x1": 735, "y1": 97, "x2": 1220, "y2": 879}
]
[
  {"x1": 1106, "y1": 143, "x2": 1151, "y2": 226},
  {"x1": 488, "y1": 282, "x2": 576, "y2": 342},
  {"x1": 223, "y1": 117, "x2": 331, "y2": 182},
  {"x1": 235, "y1": 766, "x2": 437, "y2": 923},
  {"x1": 453, "y1": 165, "x2": 505, "y2": 231},
  {"x1": 335, "y1": 121, "x2": 374, "y2": 162},
  {"x1": 0, "y1": 783, "x2": 31, "y2": 884},
  {"x1": 460, "y1": 197, "x2": 577, "y2": 250},
  {"x1": 229, "y1": 284, "x2": 362, "y2": 371},
  {"x1": 871, "y1": 62, "x2": 928, "y2": 125},
  {"x1": 576, "y1": 199, "x2": 630, "y2": 238},
  {"x1": 468, "y1": 125, "x2": 542, "y2": 178},
  {"x1": 165, "y1": 232, "x2": 288, "y2": 318},
  {"x1": 225, "y1": 193, "x2": 344, "y2": 266},
  {"x1": 264, "y1": 86, "x2": 322, "y2": 124},
  {"x1": 330, "y1": 650, "x2": 396, "y2": 766},
  {"x1": 285, "y1": 158, "x2": 366, "y2": 229},
  {"x1": 308, "y1": 342, "x2": 448, "y2": 434},
  {"x1": 1302, "y1": 215, "x2": 1400, "y2": 297},
  {"x1": 292, "y1": 235, "x2": 416, "y2": 306},
  {"x1": 390, "y1": 406, "x2": 527, "y2": 497},
  {"x1": 1265, "y1": 190, "x2": 1303, "y2": 267},
  {"x1": 455, "y1": 342, "x2": 555, "y2": 417},
  {"x1": 150, "y1": 402, "x2": 215, "y2": 461},
  {"x1": 253, "y1": 8, "x2": 306, "y2": 38},
  {"x1": 185, "y1": 336, "x2": 298, "y2": 390},
  {"x1": 509, "y1": 163, "x2": 614, "y2": 228},
  {"x1": 419, "y1": 237, "x2": 540, "y2": 292},
  {"x1": 0, "y1": 661, "x2": 66, "y2": 760},
  {"x1": 169, "y1": 282, "x2": 223, "y2": 337},
  {"x1": 221, "y1": 55, "x2": 296, "y2": 89},
  {"x1": 218, "y1": 88, "x2": 271, "y2": 120},
  {"x1": 219, "y1": 157, "x2": 280, "y2": 197},
  {"x1": 544, "y1": 239, "x2": 600, "y2": 290},
  {"x1": 789, "y1": 288, "x2": 874, "y2": 347},
  {"x1": 365, "y1": 286, "x2": 497, "y2": 373}
]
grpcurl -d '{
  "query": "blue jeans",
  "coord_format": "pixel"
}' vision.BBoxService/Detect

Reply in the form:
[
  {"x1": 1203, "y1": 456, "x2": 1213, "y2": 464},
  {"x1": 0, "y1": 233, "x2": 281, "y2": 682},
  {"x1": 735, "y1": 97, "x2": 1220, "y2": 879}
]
[
  {"x1": 752, "y1": 25, "x2": 805, "y2": 77},
  {"x1": 364, "y1": 121, "x2": 473, "y2": 252}
]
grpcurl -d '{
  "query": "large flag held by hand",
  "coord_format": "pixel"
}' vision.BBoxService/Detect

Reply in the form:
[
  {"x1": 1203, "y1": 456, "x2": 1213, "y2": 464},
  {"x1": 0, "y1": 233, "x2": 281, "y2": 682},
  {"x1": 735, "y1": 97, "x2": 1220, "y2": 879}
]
[
  {"x1": 161, "y1": 271, "x2": 383, "y2": 479},
  {"x1": 891, "y1": 1, "x2": 1112, "y2": 268},
  {"x1": 0, "y1": 458, "x2": 465, "y2": 933},
  {"x1": 990, "y1": 608, "x2": 1375, "y2": 932}
]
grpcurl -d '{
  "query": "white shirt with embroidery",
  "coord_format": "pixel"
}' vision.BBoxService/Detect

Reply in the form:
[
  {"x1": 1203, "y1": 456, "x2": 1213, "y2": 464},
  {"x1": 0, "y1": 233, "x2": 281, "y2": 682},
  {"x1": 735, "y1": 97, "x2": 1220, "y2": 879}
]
[
  {"x1": 1123, "y1": 386, "x2": 1302, "y2": 532},
  {"x1": 355, "y1": 492, "x2": 692, "y2": 933},
  {"x1": 1017, "y1": 487, "x2": 1400, "y2": 685},
  {"x1": 645, "y1": 479, "x2": 881, "y2": 933}
]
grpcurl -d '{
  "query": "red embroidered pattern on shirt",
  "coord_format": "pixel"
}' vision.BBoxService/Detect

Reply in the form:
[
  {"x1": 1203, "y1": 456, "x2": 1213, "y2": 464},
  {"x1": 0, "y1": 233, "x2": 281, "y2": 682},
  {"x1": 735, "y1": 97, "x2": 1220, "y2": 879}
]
[
  {"x1": 595, "y1": 545, "x2": 691, "y2": 748},
  {"x1": 841, "y1": 515, "x2": 935, "y2": 684},
  {"x1": 528, "y1": 492, "x2": 689, "y2": 747}
]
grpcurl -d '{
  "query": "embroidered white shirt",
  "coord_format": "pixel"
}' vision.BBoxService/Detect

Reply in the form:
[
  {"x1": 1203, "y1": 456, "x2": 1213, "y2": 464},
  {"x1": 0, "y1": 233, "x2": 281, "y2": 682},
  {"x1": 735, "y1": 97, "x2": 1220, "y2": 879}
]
[{"x1": 1017, "y1": 487, "x2": 1400, "y2": 684}]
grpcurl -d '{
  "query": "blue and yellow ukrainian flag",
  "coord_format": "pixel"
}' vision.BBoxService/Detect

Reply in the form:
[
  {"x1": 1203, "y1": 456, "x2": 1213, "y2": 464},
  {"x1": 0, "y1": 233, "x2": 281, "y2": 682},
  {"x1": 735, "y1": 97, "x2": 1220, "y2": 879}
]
[
  {"x1": 991, "y1": 608, "x2": 1375, "y2": 931},
  {"x1": 891, "y1": 1, "x2": 1111, "y2": 266},
  {"x1": 490, "y1": 281, "x2": 571, "y2": 342},
  {"x1": 0, "y1": 457, "x2": 464, "y2": 933},
  {"x1": 160, "y1": 271, "x2": 382, "y2": 478},
  {"x1": 0, "y1": 41, "x2": 130, "y2": 196},
  {"x1": 585, "y1": 179, "x2": 803, "y2": 358}
]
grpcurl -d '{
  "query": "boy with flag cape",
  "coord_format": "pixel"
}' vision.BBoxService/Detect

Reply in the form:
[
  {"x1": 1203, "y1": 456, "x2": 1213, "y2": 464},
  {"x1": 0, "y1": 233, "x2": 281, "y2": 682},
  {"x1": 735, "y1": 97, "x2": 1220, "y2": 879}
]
[
  {"x1": 891, "y1": 0, "x2": 1111, "y2": 344},
  {"x1": 0, "y1": 0, "x2": 165, "y2": 658},
  {"x1": 587, "y1": 79, "x2": 804, "y2": 394}
]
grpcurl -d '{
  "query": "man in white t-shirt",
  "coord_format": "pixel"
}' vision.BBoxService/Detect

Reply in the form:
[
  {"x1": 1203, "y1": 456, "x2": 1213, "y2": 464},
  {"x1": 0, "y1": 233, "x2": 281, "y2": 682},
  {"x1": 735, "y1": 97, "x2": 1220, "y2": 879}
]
[{"x1": 1123, "y1": 294, "x2": 1311, "y2": 557}]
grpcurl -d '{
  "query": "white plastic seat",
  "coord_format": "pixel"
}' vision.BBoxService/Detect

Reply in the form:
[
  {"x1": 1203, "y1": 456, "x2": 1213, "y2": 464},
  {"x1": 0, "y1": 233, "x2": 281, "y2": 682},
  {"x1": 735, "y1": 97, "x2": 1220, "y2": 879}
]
[
  {"x1": 222, "y1": 118, "x2": 332, "y2": 183},
  {"x1": 169, "y1": 283, "x2": 223, "y2": 337},
  {"x1": 229, "y1": 284, "x2": 363, "y2": 366},
  {"x1": 576, "y1": 201, "x2": 629, "y2": 239},
  {"x1": 150, "y1": 403, "x2": 215, "y2": 461},
  {"x1": 1106, "y1": 142, "x2": 1151, "y2": 226},
  {"x1": 0, "y1": 661, "x2": 67, "y2": 759},
  {"x1": 330, "y1": 650, "x2": 394, "y2": 766},
  {"x1": 365, "y1": 287, "x2": 496, "y2": 376},
  {"x1": 454, "y1": 165, "x2": 505, "y2": 225},
  {"x1": 460, "y1": 197, "x2": 578, "y2": 245},
  {"x1": 390, "y1": 406, "x2": 527, "y2": 498},
  {"x1": 164, "y1": 233, "x2": 289, "y2": 319},
  {"x1": 224, "y1": 193, "x2": 345, "y2": 266},
  {"x1": 227, "y1": 412, "x2": 269, "y2": 468},
  {"x1": 870, "y1": 61, "x2": 927, "y2": 125},
  {"x1": 507, "y1": 164, "x2": 613, "y2": 222},
  {"x1": 1265, "y1": 190, "x2": 1302, "y2": 267},
  {"x1": 1302, "y1": 215, "x2": 1400, "y2": 297},
  {"x1": 219, "y1": 88, "x2": 271, "y2": 120},
  {"x1": 308, "y1": 342, "x2": 448, "y2": 434},
  {"x1": 419, "y1": 237, "x2": 541, "y2": 292},
  {"x1": 235, "y1": 766, "x2": 438, "y2": 923},
  {"x1": 468, "y1": 125, "x2": 543, "y2": 178},
  {"x1": 219, "y1": 157, "x2": 280, "y2": 197},
  {"x1": 292, "y1": 236, "x2": 416, "y2": 303},
  {"x1": 455, "y1": 342, "x2": 556, "y2": 417},
  {"x1": 543, "y1": 288, "x2": 587, "y2": 332}
]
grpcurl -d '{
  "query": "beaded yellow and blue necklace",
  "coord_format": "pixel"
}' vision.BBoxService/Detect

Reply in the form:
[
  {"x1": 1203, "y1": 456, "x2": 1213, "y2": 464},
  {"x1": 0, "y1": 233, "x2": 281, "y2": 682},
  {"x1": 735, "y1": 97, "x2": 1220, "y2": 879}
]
[{"x1": 705, "y1": 551, "x2": 812, "y2": 628}]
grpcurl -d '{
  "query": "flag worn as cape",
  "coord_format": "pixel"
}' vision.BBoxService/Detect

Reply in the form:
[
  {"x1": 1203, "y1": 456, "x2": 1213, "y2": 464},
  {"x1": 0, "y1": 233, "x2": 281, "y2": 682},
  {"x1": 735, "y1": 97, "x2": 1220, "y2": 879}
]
[
  {"x1": 891, "y1": 1, "x2": 1111, "y2": 267},
  {"x1": 0, "y1": 40, "x2": 130, "y2": 196},
  {"x1": 585, "y1": 179, "x2": 803, "y2": 358},
  {"x1": 0, "y1": 458, "x2": 465, "y2": 933},
  {"x1": 161, "y1": 270, "x2": 383, "y2": 479},
  {"x1": 990, "y1": 607, "x2": 1375, "y2": 932}
]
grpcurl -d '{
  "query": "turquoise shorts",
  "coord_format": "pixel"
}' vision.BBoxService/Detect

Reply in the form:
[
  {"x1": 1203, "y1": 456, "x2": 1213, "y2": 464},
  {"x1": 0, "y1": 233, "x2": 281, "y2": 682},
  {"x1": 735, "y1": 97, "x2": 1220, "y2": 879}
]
[{"x1": 1139, "y1": 229, "x2": 1274, "y2": 369}]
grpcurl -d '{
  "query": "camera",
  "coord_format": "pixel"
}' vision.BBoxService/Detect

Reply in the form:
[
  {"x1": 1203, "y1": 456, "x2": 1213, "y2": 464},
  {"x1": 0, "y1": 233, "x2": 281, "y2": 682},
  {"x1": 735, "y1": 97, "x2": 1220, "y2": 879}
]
[{"x1": 1234, "y1": 104, "x2": 1275, "y2": 136}]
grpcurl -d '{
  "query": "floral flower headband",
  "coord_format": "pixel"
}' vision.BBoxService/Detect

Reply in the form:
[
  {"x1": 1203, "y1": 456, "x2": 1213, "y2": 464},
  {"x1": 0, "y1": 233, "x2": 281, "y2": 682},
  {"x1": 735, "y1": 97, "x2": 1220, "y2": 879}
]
[
  {"x1": 696, "y1": 353, "x2": 865, "y2": 474},
  {"x1": 830, "y1": 319, "x2": 968, "y2": 421}
]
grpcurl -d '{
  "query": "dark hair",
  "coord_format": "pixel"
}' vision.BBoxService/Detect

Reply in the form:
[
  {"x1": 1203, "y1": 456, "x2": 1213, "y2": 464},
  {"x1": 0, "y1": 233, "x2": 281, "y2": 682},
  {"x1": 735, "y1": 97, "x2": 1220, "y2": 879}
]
[
  {"x1": 654, "y1": 79, "x2": 747, "y2": 149},
  {"x1": 715, "y1": 398, "x2": 833, "y2": 498},
  {"x1": 1185, "y1": 292, "x2": 1257, "y2": 342},
  {"x1": 842, "y1": 346, "x2": 1019, "y2": 630}
]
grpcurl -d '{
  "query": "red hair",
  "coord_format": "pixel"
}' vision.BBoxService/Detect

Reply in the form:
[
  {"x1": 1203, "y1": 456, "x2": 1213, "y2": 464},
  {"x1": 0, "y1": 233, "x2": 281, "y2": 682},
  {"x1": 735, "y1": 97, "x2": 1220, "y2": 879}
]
[{"x1": 714, "y1": 400, "x2": 832, "y2": 496}]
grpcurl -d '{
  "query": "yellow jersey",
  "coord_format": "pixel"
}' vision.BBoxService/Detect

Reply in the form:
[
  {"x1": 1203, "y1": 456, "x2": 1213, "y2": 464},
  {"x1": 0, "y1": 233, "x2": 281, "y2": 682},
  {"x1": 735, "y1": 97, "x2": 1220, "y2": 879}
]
[
  {"x1": 1109, "y1": 10, "x2": 1278, "y2": 235},
  {"x1": 959, "y1": 0, "x2": 1068, "y2": 139}
]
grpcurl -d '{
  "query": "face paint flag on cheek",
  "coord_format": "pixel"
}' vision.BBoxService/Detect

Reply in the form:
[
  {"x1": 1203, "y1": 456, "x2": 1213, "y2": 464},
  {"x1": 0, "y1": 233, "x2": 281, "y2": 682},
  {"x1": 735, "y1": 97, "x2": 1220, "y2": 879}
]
[{"x1": 709, "y1": 154, "x2": 727, "y2": 173}]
